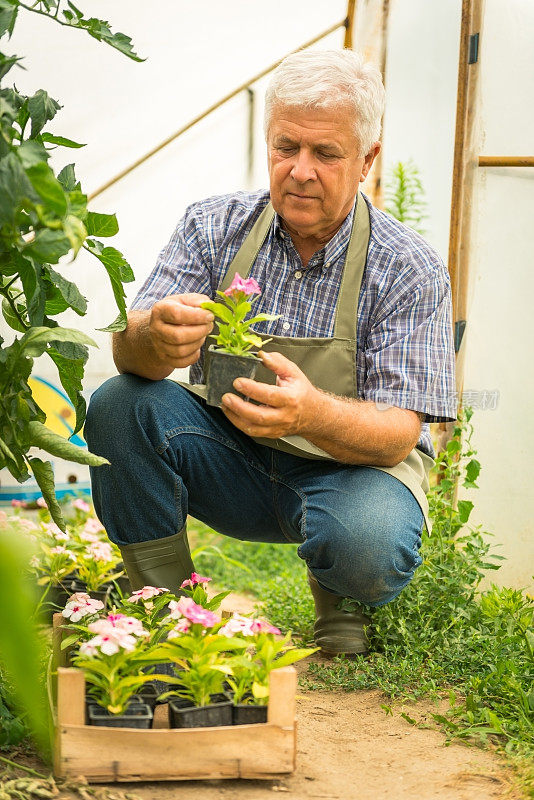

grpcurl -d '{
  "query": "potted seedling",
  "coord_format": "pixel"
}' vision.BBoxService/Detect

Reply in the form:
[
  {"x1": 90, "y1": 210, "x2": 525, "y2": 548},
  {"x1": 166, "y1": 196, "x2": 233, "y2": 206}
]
[{"x1": 201, "y1": 273, "x2": 280, "y2": 407}]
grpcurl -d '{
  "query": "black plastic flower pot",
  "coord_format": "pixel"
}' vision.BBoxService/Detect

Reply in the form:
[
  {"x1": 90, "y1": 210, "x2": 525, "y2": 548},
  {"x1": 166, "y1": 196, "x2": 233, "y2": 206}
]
[
  {"x1": 168, "y1": 694, "x2": 233, "y2": 729},
  {"x1": 87, "y1": 701, "x2": 153, "y2": 729},
  {"x1": 137, "y1": 683, "x2": 159, "y2": 712},
  {"x1": 205, "y1": 347, "x2": 260, "y2": 408},
  {"x1": 68, "y1": 578, "x2": 112, "y2": 606},
  {"x1": 232, "y1": 703, "x2": 268, "y2": 725}
]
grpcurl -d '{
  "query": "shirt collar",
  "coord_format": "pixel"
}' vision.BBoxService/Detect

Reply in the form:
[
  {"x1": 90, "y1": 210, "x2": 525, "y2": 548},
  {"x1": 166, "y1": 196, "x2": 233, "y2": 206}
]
[{"x1": 272, "y1": 195, "x2": 357, "y2": 270}]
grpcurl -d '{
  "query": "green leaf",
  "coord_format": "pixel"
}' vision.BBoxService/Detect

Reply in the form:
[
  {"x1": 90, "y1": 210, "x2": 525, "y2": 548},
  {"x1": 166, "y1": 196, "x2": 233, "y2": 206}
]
[
  {"x1": 46, "y1": 266, "x2": 87, "y2": 315},
  {"x1": 19, "y1": 325, "x2": 97, "y2": 358},
  {"x1": 16, "y1": 138, "x2": 50, "y2": 168},
  {"x1": 85, "y1": 239, "x2": 134, "y2": 324},
  {"x1": 457, "y1": 500, "x2": 474, "y2": 525},
  {"x1": 1, "y1": 296, "x2": 27, "y2": 332},
  {"x1": 201, "y1": 300, "x2": 234, "y2": 325},
  {"x1": 28, "y1": 420, "x2": 110, "y2": 466},
  {"x1": 61, "y1": 5, "x2": 145, "y2": 62},
  {"x1": 27, "y1": 89, "x2": 61, "y2": 138},
  {"x1": 96, "y1": 310, "x2": 127, "y2": 332},
  {"x1": 57, "y1": 163, "x2": 79, "y2": 191},
  {"x1": 25, "y1": 161, "x2": 67, "y2": 217},
  {"x1": 40, "y1": 132, "x2": 85, "y2": 148},
  {"x1": 23, "y1": 228, "x2": 71, "y2": 263},
  {"x1": 0, "y1": 152, "x2": 37, "y2": 224},
  {"x1": 47, "y1": 348, "x2": 86, "y2": 434},
  {"x1": 0, "y1": 1, "x2": 18, "y2": 39},
  {"x1": 464, "y1": 458, "x2": 481, "y2": 486},
  {"x1": 28, "y1": 456, "x2": 67, "y2": 531},
  {"x1": 63, "y1": 213, "x2": 87, "y2": 255},
  {"x1": 49, "y1": 338, "x2": 89, "y2": 363},
  {"x1": 0, "y1": 53, "x2": 23, "y2": 81},
  {"x1": 86, "y1": 210, "x2": 119, "y2": 237}
]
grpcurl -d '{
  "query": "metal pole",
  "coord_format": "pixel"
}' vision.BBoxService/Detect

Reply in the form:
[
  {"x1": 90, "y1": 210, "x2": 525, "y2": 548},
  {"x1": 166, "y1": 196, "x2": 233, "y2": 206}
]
[{"x1": 246, "y1": 87, "x2": 255, "y2": 187}]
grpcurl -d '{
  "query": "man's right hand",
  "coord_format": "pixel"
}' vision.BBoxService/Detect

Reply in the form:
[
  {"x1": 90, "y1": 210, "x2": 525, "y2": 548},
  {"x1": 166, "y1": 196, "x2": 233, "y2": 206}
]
[{"x1": 149, "y1": 293, "x2": 215, "y2": 369}]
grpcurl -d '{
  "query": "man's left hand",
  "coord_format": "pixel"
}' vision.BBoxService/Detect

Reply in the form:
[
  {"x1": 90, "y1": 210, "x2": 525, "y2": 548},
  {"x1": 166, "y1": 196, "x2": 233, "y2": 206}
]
[{"x1": 220, "y1": 350, "x2": 318, "y2": 439}]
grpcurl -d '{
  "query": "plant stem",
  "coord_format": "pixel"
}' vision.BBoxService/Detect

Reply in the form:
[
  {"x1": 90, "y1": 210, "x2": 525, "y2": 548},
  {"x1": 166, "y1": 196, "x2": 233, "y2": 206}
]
[{"x1": 0, "y1": 755, "x2": 47, "y2": 778}]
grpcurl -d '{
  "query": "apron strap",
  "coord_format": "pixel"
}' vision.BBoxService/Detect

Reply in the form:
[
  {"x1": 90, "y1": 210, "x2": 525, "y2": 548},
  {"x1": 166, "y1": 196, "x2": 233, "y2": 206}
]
[
  {"x1": 219, "y1": 203, "x2": 275, "y2": 293},
  {"x1": 332, "y1": 193, "x2": 370, "y2": 341}
]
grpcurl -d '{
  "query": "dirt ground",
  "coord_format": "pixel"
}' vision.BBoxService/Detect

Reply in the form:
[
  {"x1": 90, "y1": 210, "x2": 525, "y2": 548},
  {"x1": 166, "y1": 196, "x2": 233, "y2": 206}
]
[{"x1": 31, "y1": 592, "x2": 524, "y2": 800}]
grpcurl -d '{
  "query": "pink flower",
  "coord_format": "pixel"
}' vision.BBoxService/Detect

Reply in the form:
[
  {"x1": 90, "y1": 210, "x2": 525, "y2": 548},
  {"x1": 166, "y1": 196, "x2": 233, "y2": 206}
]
[
  {"x1": 128, "y1": 586, "x2": 169, "y2": 603},
  {"x1": 223, "y1": 273, "x2": 261, "y2": 298},
  {"x1": 168, "y1": 618, "x2": 191, "y2": 638},
  {"x1": 219, "y1": 613, "x2": 257, "y2": 637},
  {"x1": 251, "y1": 619, "x2": 281, "y2": 635},
  {"x1": 180, "y1": 572, "x2": 212, "y2": 589},
  {"x1": 80, "y1": 631, "x2": 136, "y2": 656},
  {"x1": 89, "y1": 614, "x2": 147, "y2": 638},
  {"x1": 86, "y1": 541, "x2": 114, "y2": 563},
  {"x1": 80, "y1": 530, "x2": 100, "y2": 543},
  {"x1": 83, "y1": 518, "x2": 104, "y2": 535},
  {"x1": 45, "y1": 522, "x2": 68, "y2": 540},
  {"x1": 62, "y1": 592, "x2": 104, "y2": 622},
  {"x1": 17, "y1": 518, "x2": 38, "y2": 532},
  {"x1": 73, "y1": 498, "x2": 91, "y2": 513},
  {"x1": 11, "y1": 499, "x2": 26, "y2": 508},
  {"x1": 50, "y1": 545, "x2": 76, "y2": 560},
  {"x1": 36, "y1": 497, "x2": 47, "y2": 508},
  {"x1": 29, "y1": 555, "x2": 40, "y2": 569},
  {"x1": 168, "y1": 597, "x2": 220, "y2": 628}
]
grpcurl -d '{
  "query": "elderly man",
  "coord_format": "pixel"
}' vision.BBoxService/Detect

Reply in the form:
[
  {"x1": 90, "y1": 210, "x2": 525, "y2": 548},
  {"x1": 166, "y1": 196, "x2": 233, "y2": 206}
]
[{"x1": 86, "y1": 49, "x2": 456, "y2": 656}]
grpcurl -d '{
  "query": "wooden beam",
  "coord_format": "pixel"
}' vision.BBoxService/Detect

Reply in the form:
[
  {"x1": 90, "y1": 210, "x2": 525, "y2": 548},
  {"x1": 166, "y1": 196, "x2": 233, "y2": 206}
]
[
  {"x1": 478, "y1": 155, "x2": 534, "y2": 167},
  {"x1": 344, "y1": 0, "x2": 357, "y2": 49}
]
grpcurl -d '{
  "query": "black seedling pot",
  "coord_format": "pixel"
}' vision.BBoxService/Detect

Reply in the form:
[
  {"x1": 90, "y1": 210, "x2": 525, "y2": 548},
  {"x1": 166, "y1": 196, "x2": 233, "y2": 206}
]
[
  {"x1": 205, "y1": 347, "x2": 260, "y2": 408},
  {"x1": 232, "y1": 702, "x2": 268, "y2": 725},
  {"x1": 137, "y1": 682, "x2": 159, "y2": 711},
  {"x1": 168, "y1": 693, "x2": 232, "y2": 728},
  {"x1": 87, "y1": 701, "x2": 153, "y2": 729}
]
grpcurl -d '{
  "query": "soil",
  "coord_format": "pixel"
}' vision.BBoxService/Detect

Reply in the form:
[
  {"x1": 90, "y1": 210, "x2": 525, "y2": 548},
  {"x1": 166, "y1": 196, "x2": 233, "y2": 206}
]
[{"x1": 14, "y1": 592, "x2": 524, "y2": 800}]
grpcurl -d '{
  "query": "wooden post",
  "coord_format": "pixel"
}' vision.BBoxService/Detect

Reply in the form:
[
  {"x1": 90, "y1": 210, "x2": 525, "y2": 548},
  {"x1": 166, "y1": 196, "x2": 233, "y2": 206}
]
[
  {"x1": 57, "y1": 668, "x2": 85, "y2": 727},
  {"x1": 344, "y1": 0, "x2": 357, "y2": 49},
  {"x1": 267, "y1": 667, "x2": 297, "y2": 727},
  {"x1": 365, "y1": 0, "x2": 390, "y2": 209}
]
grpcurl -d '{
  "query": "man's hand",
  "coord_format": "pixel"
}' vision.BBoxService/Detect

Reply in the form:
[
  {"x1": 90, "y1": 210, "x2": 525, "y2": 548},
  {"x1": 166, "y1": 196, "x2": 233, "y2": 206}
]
[
  {"x1": 220, "y1": 350, "x2": 422, "y2": 467},
  {"x1": 149, "y1": 293, "x2": 214, "y2": 370},
  {"x1": 220, "y1": 351, "x2": 320, "y2": 439}
]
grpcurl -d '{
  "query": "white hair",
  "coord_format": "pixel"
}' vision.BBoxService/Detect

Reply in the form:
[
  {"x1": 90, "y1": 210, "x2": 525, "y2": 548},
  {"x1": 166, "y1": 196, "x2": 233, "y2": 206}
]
[{"x1": 264, "y1": 49, "x2": 385, "y2": 157}]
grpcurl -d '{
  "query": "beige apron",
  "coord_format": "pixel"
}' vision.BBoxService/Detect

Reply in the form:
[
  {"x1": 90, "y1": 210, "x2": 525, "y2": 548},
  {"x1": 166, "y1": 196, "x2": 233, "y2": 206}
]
[{"x1": 174, "y1": 194, "x2": 434, "y2": 532}]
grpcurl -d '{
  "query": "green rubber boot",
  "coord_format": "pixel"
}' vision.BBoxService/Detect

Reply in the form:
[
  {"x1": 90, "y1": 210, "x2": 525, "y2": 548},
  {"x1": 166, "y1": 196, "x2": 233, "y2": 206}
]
[
  {"x1": 119, "y1": 526, "x2": 195, "y2": 594},
  {"x1": 308, "y1": 571, "x2": 370, "y2": 656}
]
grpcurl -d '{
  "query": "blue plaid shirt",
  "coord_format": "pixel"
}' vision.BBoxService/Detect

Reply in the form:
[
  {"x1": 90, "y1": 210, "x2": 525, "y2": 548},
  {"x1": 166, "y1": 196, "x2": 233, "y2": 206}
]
[{"x1": 131, "y1": 190, "x2": 457, "y2": 457}]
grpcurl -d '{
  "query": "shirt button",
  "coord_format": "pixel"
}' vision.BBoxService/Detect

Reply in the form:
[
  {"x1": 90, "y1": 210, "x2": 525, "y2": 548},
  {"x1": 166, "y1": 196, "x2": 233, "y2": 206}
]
[
  {"x1": 324, "y1": 261, "x2": 331, "y2": 268},
  {"x1": 282, "y1": 322, "x2": 290, "y2": 331},
  {"x1": 294, "y1": 270, "x2": 302, "y2": 280}
]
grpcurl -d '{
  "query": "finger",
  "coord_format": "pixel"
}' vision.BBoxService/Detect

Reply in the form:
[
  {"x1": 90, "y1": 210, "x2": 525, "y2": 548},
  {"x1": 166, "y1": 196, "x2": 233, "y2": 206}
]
[
  {"x1": 156, "y1": 297, "x2": 214, "y2": 325},
  {"x1": 221, "y1": 392, "x2": 281, "y2": 426},
  {"x1": 231, "y1": 377, "x2": 286, "y2": 407},
  {"x1": 220, "y1": 403, "x2": 280, "y2": 439},
  {"x1": 156, "y1": 321, "x2": 212, "y2": 346},
  {"x1": 259, "y1": 350, "x2": 302, "y2": 378}
]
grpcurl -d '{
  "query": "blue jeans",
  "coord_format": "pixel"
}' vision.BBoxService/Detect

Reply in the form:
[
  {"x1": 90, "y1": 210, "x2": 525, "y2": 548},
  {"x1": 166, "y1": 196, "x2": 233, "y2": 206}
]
[{"x1": 85, "y1": 374, "x2": 424, "y2": 606}]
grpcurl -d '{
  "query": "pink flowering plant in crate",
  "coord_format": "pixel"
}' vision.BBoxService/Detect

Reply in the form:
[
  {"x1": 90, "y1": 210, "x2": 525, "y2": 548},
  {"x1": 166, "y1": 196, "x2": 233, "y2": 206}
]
[
  {"x1": 179, "y1": 571, "x2": 231, "y2": 610},
  {"x1": 155, "y1": 597, "x2": 249, "y2": 708},
  {"x1": 220, "y1": 614, "x2": 317, "y2": 705},
  {"x1": 71, "y1": 612, "x2": 171, "y2": 714},
  {"x1": 201, "y1": 273, "x2": 280, "y2": 356}
]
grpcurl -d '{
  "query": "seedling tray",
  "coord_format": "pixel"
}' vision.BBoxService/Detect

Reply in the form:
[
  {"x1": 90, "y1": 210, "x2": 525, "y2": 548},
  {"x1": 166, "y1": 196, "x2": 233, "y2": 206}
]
[{"x1": 50, "y1": 614, "x2": 297, "y2": 782}]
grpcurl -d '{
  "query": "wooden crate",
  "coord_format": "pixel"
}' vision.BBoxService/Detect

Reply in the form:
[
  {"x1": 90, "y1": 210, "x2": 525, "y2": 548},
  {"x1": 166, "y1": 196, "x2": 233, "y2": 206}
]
[{"x1": 51, "y1": 615, "x2": 297, "y2": 782}]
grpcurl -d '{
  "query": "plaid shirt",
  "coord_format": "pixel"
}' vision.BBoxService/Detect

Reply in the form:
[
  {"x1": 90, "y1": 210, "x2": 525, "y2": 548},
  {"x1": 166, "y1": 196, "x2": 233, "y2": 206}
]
[{"x1": 131, "y1": 190, "x2": 457, "y2": 457}]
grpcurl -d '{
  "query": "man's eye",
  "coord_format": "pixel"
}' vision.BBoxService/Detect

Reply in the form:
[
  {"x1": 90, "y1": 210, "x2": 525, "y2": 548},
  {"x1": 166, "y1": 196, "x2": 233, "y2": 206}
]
[
  {"x1": 319, "y1": 152, "x2": 336, "y2": 159},
  {"x1": 278, "y1": 146, "x2": 295, "y2": 154}
]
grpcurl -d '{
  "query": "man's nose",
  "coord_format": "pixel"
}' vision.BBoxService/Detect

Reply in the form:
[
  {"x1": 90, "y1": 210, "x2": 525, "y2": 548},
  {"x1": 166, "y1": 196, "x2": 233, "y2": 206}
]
[{"x1": 290, "y1": 150, "x2": 316, "y2": 183}]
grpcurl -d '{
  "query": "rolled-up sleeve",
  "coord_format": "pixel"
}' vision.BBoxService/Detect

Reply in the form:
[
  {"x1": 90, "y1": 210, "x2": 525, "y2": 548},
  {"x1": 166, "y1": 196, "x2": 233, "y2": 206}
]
[{"x1": 363, "y1": 273, "x2": 457, "y2": 423}]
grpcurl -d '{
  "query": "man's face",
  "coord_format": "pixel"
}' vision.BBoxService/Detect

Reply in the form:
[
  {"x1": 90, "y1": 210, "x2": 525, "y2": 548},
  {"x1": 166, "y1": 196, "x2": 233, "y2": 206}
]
[{"x1": 267, "y1": 104, "x2": 380, "y2": 240}]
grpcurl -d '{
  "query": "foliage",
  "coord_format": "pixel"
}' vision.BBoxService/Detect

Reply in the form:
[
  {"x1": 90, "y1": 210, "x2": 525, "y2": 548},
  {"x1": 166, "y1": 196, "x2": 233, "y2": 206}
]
[
  {"x1": 0, "y1": 523, "x2": 49, "y2": 754},
  {"x1": 0, "y1": 1, "x2": 141, "y2": 530},
  {"x1": 304, "y1": 409, "x2": 534, "y2": 776},
  {"x1": 385, "y1": 160, "x2": 428, "y2": 234},
  {"x1": 201, "y1": 272, "x2": 279, "y2": 356}
]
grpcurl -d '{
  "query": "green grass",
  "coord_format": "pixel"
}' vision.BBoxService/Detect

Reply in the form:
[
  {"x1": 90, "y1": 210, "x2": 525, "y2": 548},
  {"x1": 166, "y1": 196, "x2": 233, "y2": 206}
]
[{"x1": 191, "y1": 410, "x2": 534, "y2": 792}]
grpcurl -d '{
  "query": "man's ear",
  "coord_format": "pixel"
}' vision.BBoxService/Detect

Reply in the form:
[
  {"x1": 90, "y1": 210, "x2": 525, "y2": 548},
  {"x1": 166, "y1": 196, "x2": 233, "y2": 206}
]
[{"x1": 360, "y1": 142, "x2": 381, "y2": 181}]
